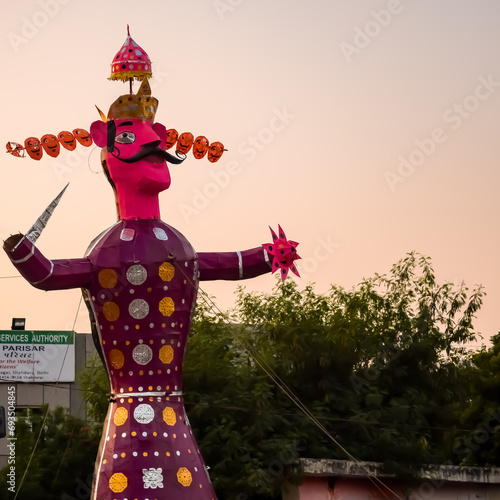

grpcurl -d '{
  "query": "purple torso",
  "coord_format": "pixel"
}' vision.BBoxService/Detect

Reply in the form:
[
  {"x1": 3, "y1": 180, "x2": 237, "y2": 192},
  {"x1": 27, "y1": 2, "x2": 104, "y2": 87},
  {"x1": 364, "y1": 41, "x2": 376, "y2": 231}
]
[{"x1": 86, "y1": 219, "x2": 216, "y2": 500}]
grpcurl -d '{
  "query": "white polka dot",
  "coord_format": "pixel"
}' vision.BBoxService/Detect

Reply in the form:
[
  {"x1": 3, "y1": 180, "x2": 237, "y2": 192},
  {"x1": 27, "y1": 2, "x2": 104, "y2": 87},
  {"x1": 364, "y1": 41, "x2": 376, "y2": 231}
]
[
  {"x1": 113, "y1": 340, "x2": 117, "y2": 345},
  {"x1": 176, "y1": 451, "x2": 180, "y2": 456},
  {"x1": 133, "y1": 451, "x2": 137, "y2": 456},
  {"x1": 157, "y1": 386, "x2": 161, "y2": 390},
  {"x1": 163, "y1": 285, "x2": 168, "y2": 291},
  {"x1": 122, "y1": 432, "x2": 126, "y2": 438},
  {"x1": 163, "y1": 432, "x2": 168, "y2": 437},
  {"x1": 124, "y1": 325, "x2": 129, "y2": 331},
  {"x1": 138, "y1": 397, "x2": 143, "y2": 402},
  {"x1": 120, "y1": 398, "x2": 124, "y2": 403},
  {"x1": 129, "y1": 371, "x2": 133, "y2": 376},
  {"x1": 139, "y1": 339, "x2": 143, "y2": 344},
  {"x1": 106, "y1": 436, "x2": 110, "y2": 441},
  {"x1": 194, "y1": 467, "x2": 198, "y2": 472},
  {"x1": 161, "y1": 339, "x2": 165, "y2": 344},
  {"x1": 139, "y1": 386, "x2": 143, "y2": 391},
  {"x1": 157, "y1": 397, "x2": 162, "y2": 402},
  {"x1": 183, "y1": 433, "x2": 187, "y2": 438},
  {"x1": 174, "y1": 386, "x2": 178, "y2": 390},
  {"x1": 129, "y1": 64, "x2": 134, "y2": 69},
  {"x1": 134, "y1": 404, "x2": 155, "y2": 424},
  {"x1": 182, "y1": 299, "x2": 185, "y2": 304},
  {"x1": 142, "y1": 431, "x2": 147, "y2": 437},
  {"x1": 101, "y1": 294, "x2": 105, "y2": 299},
  {"x1": 130, "y1": 289, "x2": 134, "y2": 294},
  {"x1": 149, "y1": 323, "x2": 154, "y2": 328},
  {"x1": 185, "y1": 262, "x2": 188, "y2": 267},
  {"x1": 171, "y1": 322, "x2": 175, "y2": 327},
  {"x1": 154, "y1": 451, "x2": 159, "y2": 456},
  {"x1": 167, "y1": 369, "x2": 170, "y2": 374},
  {"x1": 119, "y1": 388, "x2": 124, "y2": 393},
  {"x1": 149, "y1": 370, "x2": 153, "y2": 375},
  {"x1": 177, "y1": 342, "x2": 181, "y2": 347},
  {"x1": 113, "y1": 454, "x2": 118, "y2": 459}
]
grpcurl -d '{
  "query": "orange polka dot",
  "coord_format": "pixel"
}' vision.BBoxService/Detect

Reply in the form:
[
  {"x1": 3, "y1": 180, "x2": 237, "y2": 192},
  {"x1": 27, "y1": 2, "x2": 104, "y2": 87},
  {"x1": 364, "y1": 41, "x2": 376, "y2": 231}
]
[
  {"x1": 135, "y1": 325, "x2": 140, "y2": 330},
  {"x1": 147, "y1": 287, "x2": 152, "y2": 292},
  {"x1": 157, "y1": 370, "x2": 162, "y2": 374},
  {"x1": 121, "y1": 452, "x2": 126, "y2": 458},
  {"x1": 149, "y1": 339, "x2": 154, "y2": 344},
  {"x1": 131, "y1": 431, "x2": 137, "y2": 436},
  {"x1": 153, "y1": 432, "x2": 157, "y2": 436},
  {"x1": 139, "y1": 370, "x2": 144, "y2": 376},
  {"x1": 143, "y1": 452, "x2": 148, "y2": 457},
  {"x1": 110, "y1": 325, "x2": 114, "y2": 330},
  {"x1": 166, "y1": 452, "x2": 170, "y2": 456},
  {"x1": 109, "y1": 349, "x2": 124, "y2": 369},
  {"x1": 103, "y1": 302, "x2": 120, "y2": 321},
  {"x1": 129, "y1": 387, "x2": 133, "y2": 392},
  {"x1": 162, "y1": 323, "x2": 166, "y2": 328},
  {"x1": 148, "y1": 386, "x2": 153, "y2": 391},
  {"x1": 126, "y1": 341, "x2": 130, "y2": 345},
  {"x1": 103, "y1": 459, "x2": 107, "y2": 464},
  {"x1": 99, "y1": 269, "x2": 118, "y2": 289},
  {"x1": 128, "y1": 398, "x2": 133, "y2": 403}
]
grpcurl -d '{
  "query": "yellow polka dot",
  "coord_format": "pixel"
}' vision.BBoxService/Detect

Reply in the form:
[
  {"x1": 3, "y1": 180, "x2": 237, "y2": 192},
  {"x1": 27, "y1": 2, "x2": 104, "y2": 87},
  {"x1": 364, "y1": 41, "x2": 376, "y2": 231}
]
[
  {"x1": 159, "y1": 297, "x2": 175, "y2": 317},
  {"x1": 109, "y1": 472, "x2": 127, "y2": 493},
  {"x1": 109, "y1": 349, "x2": 124, "y2": 369},
  {"x1": 159, "y1": 262, "x2": 175, "y2": 281},
  {"x1": 128, "y1": 398, "x2": 133, "y2": 403},
  {"x1": 148, "y1": 386, "x2": 153, "y2": 391},
  {"x1": 113, "y1": 407, "x2": 128, "y2": 426},
  {"x1": 143, "y1": 452, "x2": 148, "y2": 457},
  {"x1": 159, "y1": 345, "x2": 174, "y2": 364},
  {"x1": 166, "y1": 452, "x2": 170, "y2": 456},
  {"x1": 135, "y1": 325, "x2": 140, "y2": 330},
  {"x1": 162, "y1": 323, "x2": 166, "y2": 328},
  {"x1": 163, "y1": 407, "x2": 176, "y2": 426},
  {"x1": 99, "y1": 269, "x2": 118, "y2": 289},
  {"x1": 131, "y1": 431, "x2": 137, "y2": 437},
  {"x1": 129, "y1": 386, "x2": 133, "y2": 391},
  {"x1": 121, "y1": 452, "x2": 126, "y2": 458},
  {"x1": 177, "y1": 467, "x2": 192, "y2": 487},
  {"x1": 153, "y1": 432, "x2": 157, "y2": 436},
  {"x1": 103, "y1": 302, "x2": 120, "y2": 322},
  {"x1": 103, "y1": 459, "x2": 107, "y2": 464}
]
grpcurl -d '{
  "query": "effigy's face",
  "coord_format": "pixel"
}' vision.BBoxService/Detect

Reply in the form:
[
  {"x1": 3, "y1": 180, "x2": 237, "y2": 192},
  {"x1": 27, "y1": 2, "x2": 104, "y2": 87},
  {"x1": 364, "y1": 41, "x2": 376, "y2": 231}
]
[
  {"x1": 91, "y1": 117, "x2": 171, "y2": 194},
  {"x1": 108, "y1": 118, "x2": 171, "y2": 193}
]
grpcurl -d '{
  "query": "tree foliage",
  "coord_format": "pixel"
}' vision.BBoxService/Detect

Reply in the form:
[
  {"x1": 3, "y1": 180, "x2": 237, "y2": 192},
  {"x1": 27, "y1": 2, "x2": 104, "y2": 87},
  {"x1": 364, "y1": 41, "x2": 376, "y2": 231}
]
[{"x1": 1, "y1": 252, "x2": 486, "y2": 499}]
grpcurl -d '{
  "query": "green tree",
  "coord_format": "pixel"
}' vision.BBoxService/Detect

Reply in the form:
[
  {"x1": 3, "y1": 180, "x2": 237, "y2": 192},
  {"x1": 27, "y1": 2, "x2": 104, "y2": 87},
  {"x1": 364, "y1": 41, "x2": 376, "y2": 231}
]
[
  {"x1": 454, "y1": 333, "x2": 500, "y2": 466},
  {"x1": 183, "y1": 252, "x2": 484, "y2": 497},
  {"x1": 0, "y1": 406, "x2": 100, "y2": 500}
]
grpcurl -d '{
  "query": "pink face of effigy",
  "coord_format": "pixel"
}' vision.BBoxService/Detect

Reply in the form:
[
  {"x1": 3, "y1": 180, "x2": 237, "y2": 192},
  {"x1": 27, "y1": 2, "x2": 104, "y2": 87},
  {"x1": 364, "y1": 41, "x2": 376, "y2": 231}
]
[{"x1": 92, "y1": 118, "x2": 172, "y2": 196}]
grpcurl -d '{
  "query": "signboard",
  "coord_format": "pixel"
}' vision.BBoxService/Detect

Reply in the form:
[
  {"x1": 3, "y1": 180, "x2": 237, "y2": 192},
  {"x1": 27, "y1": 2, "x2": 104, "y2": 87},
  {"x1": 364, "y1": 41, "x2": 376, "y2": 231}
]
[{"x1": 0, "y1": 331, "x2": 75, "y2": 382}]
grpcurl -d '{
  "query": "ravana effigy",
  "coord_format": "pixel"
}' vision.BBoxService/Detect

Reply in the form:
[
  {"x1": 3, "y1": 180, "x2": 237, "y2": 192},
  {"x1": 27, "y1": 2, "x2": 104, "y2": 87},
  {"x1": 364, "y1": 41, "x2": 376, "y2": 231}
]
[{"x1": 3, "y1": 27, "x2": 300, "y2": 500}]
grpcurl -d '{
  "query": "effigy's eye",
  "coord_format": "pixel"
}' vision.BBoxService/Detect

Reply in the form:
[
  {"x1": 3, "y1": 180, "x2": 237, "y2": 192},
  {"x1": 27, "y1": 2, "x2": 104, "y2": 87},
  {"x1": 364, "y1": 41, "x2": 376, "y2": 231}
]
[{"x1": 115, "y1": 132, "x2": 136, "y2": 144}]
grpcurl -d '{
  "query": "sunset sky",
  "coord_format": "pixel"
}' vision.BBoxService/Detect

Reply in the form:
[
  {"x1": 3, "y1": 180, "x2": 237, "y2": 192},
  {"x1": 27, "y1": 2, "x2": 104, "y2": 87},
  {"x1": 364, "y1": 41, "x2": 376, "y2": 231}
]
[{"x1": 0, "y1": 0, "x2": 499, "y2": 346}]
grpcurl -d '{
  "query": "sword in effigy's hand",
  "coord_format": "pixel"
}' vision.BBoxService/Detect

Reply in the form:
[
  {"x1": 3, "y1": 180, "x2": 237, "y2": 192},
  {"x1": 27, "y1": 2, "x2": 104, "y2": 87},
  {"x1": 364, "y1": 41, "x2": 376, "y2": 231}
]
[{"x1": 26, "y1": 183, "x2": 70, "y2": 244}]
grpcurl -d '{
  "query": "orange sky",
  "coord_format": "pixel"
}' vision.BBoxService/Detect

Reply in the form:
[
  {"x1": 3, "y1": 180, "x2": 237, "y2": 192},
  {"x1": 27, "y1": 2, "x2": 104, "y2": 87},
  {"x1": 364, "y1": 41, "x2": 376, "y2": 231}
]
[{"x1": 0, "y1": 0, "x2": 499, "y2": 347}]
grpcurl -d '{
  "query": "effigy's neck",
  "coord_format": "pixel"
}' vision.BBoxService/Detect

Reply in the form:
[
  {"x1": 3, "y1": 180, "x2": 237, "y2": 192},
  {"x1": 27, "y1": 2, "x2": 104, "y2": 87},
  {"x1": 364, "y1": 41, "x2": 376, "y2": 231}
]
[{"x1": 115, "y1": 188, "x2": 161, "y2": 220}]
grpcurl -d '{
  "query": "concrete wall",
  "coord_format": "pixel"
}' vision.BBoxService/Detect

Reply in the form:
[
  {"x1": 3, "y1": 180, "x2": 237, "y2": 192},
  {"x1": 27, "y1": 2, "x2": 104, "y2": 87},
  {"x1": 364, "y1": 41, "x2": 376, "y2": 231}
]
[{"x1": 283, "y1": 476, "x2": 500, "y2": 500}]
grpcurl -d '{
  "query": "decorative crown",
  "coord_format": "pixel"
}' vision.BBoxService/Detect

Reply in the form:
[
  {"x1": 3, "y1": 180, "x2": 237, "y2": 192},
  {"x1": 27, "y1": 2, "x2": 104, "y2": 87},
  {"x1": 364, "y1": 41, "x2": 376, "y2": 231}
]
[
  {"x1": 109, "y1": 25, "x2": 152, "y2": 82},
  {"x1": 107, "y1": 78, "x2": 158, "y2": 122}
]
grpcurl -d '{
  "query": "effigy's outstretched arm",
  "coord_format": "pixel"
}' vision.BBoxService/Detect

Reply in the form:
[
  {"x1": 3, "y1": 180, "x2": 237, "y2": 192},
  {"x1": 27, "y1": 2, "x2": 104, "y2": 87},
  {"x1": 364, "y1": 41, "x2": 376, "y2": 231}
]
[
  {"x1": 3, "y1": 234, "x2": 93, "y2": 291},
  {"x1": 198, "y1": 225, "x2": 300, "y2": 281},
  {"x1": 198, "y1": 247, "x2": 272, "y2": 281}
]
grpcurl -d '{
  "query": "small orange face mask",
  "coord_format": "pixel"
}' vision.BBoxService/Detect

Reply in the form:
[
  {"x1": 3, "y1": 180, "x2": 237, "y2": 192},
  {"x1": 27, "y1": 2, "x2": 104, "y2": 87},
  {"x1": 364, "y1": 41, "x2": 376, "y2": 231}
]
[
  {"x1": 165, "y1": 129, "x2": 178, "y2": 150},
  {"x1": 41, "y1": 134, "x2": 60, "y2": 157},
  {"x1": 24, "y1": 137, "x2": 43, "y2": 160},
  {"x1": 207, "y1": 141, "x2": 224, "y2": 163},
  {"x1": 192, "y1": 136, "x2": 209, "y2": 159},
  {"x1": 58, "y1": 131, "x2": 77, "y2": 151},
  {"x1": 73, "y1": 128, "x2": 93, "y2": 147},
  {"x1": 176, "y1": 132, "x2": 194, "y2": 154}
]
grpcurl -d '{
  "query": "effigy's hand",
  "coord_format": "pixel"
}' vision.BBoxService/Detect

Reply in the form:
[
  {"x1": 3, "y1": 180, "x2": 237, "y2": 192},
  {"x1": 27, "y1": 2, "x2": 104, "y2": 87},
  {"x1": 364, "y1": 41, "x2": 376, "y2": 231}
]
[
  {"x1": 262, "y1": 225, "x2": 300, "y2": 281},
  {"x1": 3, "y1": 234, "x2": 24, "y2": 253}
]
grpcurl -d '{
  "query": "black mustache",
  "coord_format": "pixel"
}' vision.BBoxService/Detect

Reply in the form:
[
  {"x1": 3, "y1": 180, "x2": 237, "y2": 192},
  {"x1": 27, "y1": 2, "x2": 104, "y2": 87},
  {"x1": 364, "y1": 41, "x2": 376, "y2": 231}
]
[{"x1": 113, "y1": 143, "x2": 185, "y2": 165}]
